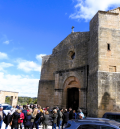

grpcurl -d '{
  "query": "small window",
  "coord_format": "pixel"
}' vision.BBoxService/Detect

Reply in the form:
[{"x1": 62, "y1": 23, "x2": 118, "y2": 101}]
[
  {"x1": 69, "y1": 51, "x2": 75, "y2": 60},
  {"x1": 107, "y1": 44, "x2": 111, "y2": 51},
  {"x1": 71, "y1": 52, "x2": 75, "y2": 59},
  {"x1": 109, "y1": 66, "x2": 116, "y2": 72}
]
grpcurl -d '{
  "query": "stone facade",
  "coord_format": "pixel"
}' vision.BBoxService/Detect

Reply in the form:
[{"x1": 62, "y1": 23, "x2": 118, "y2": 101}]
[
  {"x1": 0, "y1": 90, "x2": 18, "y2": 106},
  {"x1": 38, "y1": 7, "x2": 120, "y2": 117}
]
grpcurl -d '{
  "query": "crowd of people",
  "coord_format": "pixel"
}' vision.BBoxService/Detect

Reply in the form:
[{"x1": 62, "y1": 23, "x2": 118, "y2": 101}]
[{"x1": 0, "y1": 104, "x2": 85, "y2": 129}]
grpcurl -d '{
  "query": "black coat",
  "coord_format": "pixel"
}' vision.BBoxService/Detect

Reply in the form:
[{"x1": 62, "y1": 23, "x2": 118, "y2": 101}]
[
  {"x1": 63, "y1": 111, "x2": 69, "y2": 123},
  {"x1": 69, "y1": 110, "x2": 73, "y2": 120},
  {"x1": 34, "y1": 112, "x2": 41, "y2": 122},
  {"x1": 4, "y1": 114, "x2": 12, "y2": 125},
  {"x1": 11, "y1": 111, "x2": 20, "y2": 128}
]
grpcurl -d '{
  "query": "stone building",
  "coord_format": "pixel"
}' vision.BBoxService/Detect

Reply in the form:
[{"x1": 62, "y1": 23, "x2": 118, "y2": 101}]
[
  {"x1": 0, "y1": 90, "x2": 18, "y2": 106},
  {"x1": 37, "y1": 7, "x2": 120, "y2": 117}
]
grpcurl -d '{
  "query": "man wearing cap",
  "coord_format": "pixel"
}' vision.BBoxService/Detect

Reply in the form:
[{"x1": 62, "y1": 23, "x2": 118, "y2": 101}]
[{"x1": 0, "y1": 106, "x2": 5, "y2": 129}]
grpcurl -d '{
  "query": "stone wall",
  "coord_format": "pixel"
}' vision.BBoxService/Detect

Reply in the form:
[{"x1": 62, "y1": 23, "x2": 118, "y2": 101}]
[
  {"x1": 37, "y1": 80, "x2": 55, "y2": 108},
  {"x1": 97, "y1": 10, "x2": 120, "y2": 117},
  {"x1": 98, "y1": 72, "x2": 120, "y2": 117},
  {"x1": 38, "y1": 32, "x2": 90, "y2": 110},
  {"x1": 87, "y1": 12, "x2": 99, "y2": 117},
  {"x1": 98, "y1": 11, "x2": 120, "y2": 72},
  {"x1": 0, "y1": 91, "x2": 18, "y2": 106}
]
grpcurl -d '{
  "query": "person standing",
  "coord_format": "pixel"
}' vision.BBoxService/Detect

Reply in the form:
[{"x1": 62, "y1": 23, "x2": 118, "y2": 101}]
[
  {"x1": 62, "y1": 109, "x2": 69, "y2": 129},
  {"x1": 58, "y1": 108, "x2": 63, "y2": 129},
  {"x1": 3, "y1": 111, "x2": 12, "y2": 129},
  {"x1": 52, "y1": 109, "x2": 58, "y2": 129},
  {"x1": 22, "y1": 106, "x2": 27, "y2": 127},
  {"x1": 18, "y1": 109, "x2": 24, "y2": 129},
  {"x1": 56, "y1": 107, "x2": 60, "y2": 128},
  {"x1": 11, "y1": 109, "x2": 20, "y2": 129},
  {"x1": 42, "y1": 111, "x2": 49, "y2": 129},
  {"x1": 34, "y1": 110, "x2": 41, "y2": 129},
  {"x1": 32, "y1": 108, "x2": 38, "y2": 129},
  {"x1": 0, "y1": 106, "x2": 5, "y2": 129},
  {"x1": 69, "y1": 108, "x2": 73, "y2": 120},
  {"x1": 78, "y1": 109, "x2": 85, "y2": 119},
  {"x1": 24, "y1": 111, "x2": 32, "y2": 129},
  {"x1": 73, "y1": 110, "x2": 77, "y2": 119}
]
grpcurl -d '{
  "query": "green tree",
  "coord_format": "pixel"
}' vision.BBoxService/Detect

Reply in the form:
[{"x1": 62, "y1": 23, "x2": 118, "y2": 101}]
[
  {"x1": 33, "y1": 99, "x2": 37, "y2": 104},
  {"x1": 27, "y1": 98, "x2": 32, "y2": 104},
  {"x1": 5, "y1": 96, "x2": 11, "y2": 104}
]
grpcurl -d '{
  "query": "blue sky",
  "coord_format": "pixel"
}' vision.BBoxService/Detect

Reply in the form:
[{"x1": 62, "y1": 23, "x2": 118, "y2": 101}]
[{"x1": 0, "y1": 0, "x2": 120, "y2": 97}]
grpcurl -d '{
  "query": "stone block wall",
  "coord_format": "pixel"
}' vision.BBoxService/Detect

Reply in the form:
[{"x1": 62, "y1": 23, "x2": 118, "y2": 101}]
[
  {"x1": 98, "y1": 72, "x2": 120, "y2": 117},
  {"x1": 97, "y1": 10, "x2": 120, "y2": 117},
  {"x1": 98, "y1": 11, "x2": 120, "y2": 72},
  {"x1": 87, "y1": 12, "x2": 99, "y2": 117},
  {"x1": 87, "y1": 72, "x2": 98, "y2": 117},
  {"x1": 38, "y1": 32, "x2": 90, "y2": 109},
  {"x1": 37, "y1": 80, "x2": 55, "y2": 108}
]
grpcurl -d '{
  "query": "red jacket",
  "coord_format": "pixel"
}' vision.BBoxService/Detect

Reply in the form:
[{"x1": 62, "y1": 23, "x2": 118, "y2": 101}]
[{"x1": 18, "y1": 112, "x2": 24, "y2": 123}]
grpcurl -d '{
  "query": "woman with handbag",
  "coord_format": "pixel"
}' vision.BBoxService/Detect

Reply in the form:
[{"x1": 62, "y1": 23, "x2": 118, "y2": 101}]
[{"x1": 11, "y1": 109, "x2": 20, "y2": 129}]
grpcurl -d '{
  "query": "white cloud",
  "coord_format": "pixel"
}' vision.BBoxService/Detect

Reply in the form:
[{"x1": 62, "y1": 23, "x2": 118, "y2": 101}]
[
  {"x1": 3, "y1": 40, "x2": 9, "y2": 44},
  {"x1": 36, "y1": 54, "x2": 46, "y2": 62},
  {"x1": 0, "y1": 72, "x2": 39, "y2": 97},
  {"x1": 70, "y1": 0, "x2": 120, "y2": 20},
  {"x1": 0, "y1": 52, "x2": 8, "y2": 59},
  {"x1": 17, "y1": 59, "x2": 41, "y2": 72},
  {"x1": 0, "y1": 62, "x2": 14, "y2": 71}
]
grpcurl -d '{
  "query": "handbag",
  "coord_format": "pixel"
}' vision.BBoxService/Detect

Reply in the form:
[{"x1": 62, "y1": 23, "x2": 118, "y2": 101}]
[
  {"x1": 10, "y1": 116, "x2": 14, "y2": 126},
  {"x1": 9, "y1": 120, "x2": 12, "y2": 126}
]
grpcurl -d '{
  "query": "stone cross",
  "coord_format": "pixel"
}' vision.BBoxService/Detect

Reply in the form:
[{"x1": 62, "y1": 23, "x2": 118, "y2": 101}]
[{"x1": 71, "y1": 26, "x2": 74, "y2": 33}]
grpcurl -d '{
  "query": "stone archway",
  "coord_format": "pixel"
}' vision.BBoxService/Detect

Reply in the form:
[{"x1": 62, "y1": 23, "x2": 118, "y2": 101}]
[{"x1": 62, "y1": 76, "x2": 81, "y2": 109}]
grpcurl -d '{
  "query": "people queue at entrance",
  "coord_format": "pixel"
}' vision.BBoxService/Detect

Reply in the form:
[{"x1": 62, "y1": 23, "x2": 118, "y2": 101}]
[{"x1": 0, "y1": 104, "x2": 85, "y2": 129}]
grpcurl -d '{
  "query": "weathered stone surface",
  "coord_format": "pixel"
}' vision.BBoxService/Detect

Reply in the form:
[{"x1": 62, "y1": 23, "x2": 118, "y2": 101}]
[{"x1": 38, "y1": 7, "x2": 120, "y2": 117}]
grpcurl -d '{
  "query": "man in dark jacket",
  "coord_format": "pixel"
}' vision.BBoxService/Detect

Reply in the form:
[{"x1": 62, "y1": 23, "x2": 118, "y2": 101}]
[
  {"x1": 69, "y1": 108, "x2": 73, "y2": 120},
  {"x1": 22, "y1": 107, "x2": 27, "y2": 127},
  {"x1": 56, "y1": 107, "x2": 60, "y2": 127},
  {"x1": 62, "y1": 109, "x2": 69, "y2": 129}
]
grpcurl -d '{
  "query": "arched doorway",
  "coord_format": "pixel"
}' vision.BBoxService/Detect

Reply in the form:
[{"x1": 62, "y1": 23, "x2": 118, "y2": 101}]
[
  {"x1": 67, "y1": 88, "x2": 79, "y2": 111},
  {"x1": 62, "y1": 76, "x2": 81, "y2": 110}
]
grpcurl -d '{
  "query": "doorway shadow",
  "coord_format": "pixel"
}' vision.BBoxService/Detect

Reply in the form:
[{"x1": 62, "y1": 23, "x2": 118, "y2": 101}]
[{"x1": 67, "y1": 88, "x2": 79, "y2": 111}]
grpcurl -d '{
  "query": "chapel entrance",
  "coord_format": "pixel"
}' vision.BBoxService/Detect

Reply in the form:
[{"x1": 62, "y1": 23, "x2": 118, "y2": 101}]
[{"x1": 67, "y1": 88, "x2": 79, "y2": 111}]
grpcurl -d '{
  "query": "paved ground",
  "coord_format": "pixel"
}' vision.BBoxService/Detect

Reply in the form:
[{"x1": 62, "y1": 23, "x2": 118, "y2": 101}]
[{"x1": 2, "y1": 122, "x2": 53, "y2": 129}]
